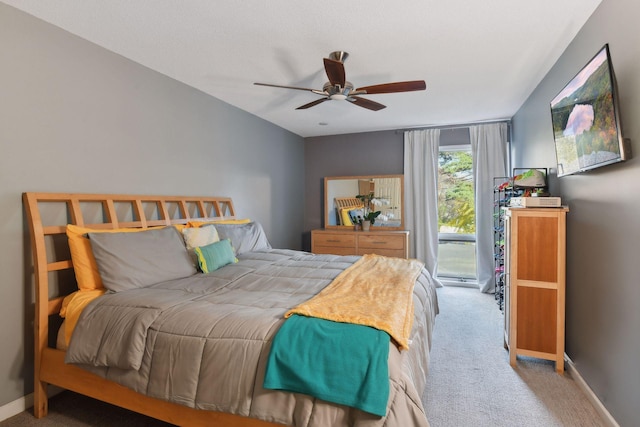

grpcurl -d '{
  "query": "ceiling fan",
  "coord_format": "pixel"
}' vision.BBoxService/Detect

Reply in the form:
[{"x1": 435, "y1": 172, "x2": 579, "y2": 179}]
[{"x1": 254, "y1": 51, "x2": 426, "y2": 111}]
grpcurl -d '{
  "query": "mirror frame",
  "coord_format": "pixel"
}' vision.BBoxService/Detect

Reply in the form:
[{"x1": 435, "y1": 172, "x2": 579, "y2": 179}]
[{"x1": 324, "y1": 174, "x2": 405, "y2": 230}]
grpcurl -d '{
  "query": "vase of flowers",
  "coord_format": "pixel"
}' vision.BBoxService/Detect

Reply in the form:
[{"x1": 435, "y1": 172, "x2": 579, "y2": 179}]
[{"x1": 353, "y1": 192, "x2": 382, "y2": 230}]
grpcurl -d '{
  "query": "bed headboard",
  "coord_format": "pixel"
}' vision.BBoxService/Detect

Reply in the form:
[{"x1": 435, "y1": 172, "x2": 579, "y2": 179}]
[
  {"x1": 334, "y1": 197, "x2": 363, "y2": 210},
  {"x1": 23, "y1": 192, "x2": 236, "y2": 358},
  {"x1": 333, "y1": 197, "x2": 363, "y2": 225}
]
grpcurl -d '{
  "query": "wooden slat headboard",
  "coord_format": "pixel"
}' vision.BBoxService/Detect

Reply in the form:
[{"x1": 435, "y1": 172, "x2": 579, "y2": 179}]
[
  {"x1": 22, "y1": 192, "x2": 236, "y2": 381},
  {"x1": 334, "y1": 197, "x2": 362, "y2": 210}
]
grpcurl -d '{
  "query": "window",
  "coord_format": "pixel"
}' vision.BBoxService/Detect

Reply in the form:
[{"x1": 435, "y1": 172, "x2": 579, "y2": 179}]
[{"x1": 437, "y1": 145, "x2": 477, "y2": 281}]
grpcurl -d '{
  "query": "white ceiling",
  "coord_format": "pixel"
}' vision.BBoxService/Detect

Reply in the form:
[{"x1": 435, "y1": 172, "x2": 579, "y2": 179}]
[{"x1": 3, "y1": 0, "x2": 602, "y2": 138}]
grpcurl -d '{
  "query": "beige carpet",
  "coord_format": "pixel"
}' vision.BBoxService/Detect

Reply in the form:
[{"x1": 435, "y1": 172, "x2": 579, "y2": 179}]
[
  {"x1": 1, "y1": 286, "x2": 606, "y2": 427},
  {"x1": 1, "y1": 391, "x2": 172, "y2": 427},
  {"x1": 423, "y1": 286, "x2": 606, "y2": 427}
]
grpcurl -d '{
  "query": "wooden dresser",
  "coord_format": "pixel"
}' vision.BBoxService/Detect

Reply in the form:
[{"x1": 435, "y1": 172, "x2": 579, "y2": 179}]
[
  {"x1": 311, "y1": 229, "x2": 409, "y2": 259},
  {"x1": 503, "y1": 207, "x2": 569, "y2": 373}
]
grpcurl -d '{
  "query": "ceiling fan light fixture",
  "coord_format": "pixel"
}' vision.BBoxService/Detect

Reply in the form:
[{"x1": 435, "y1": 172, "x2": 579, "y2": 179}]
[
  {"x1": 254, "y1": 51, "x2": 426, "y2": 111},
  {"x1": 328, "y1": 51, "x2": 349, "y2": 63}
]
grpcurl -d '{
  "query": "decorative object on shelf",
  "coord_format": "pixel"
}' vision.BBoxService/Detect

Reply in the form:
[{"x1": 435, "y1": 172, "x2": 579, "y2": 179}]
[
  {"x1": 531, "y1": 188, "x2": 547, "y2": 197},
  {"x1": 513, "y1": 169, "x2": 546, "y2": 187},
  {"x1": 362, "y1": 220, "x2": 371, "y2": 231},
  {"x1": 493, "y1": 168, "x2": 548, "y2": 311}
]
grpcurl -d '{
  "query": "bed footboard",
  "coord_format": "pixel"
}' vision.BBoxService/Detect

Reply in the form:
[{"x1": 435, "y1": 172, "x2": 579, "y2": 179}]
[{"x1": 39, "y1": 348, "x2": 281, "y2": 426}]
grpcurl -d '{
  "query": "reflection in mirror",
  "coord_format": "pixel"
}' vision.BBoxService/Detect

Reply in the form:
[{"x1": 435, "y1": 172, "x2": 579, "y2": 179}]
[{"x1": 325, "y1": 175, "x2": 404, "y2": 229}]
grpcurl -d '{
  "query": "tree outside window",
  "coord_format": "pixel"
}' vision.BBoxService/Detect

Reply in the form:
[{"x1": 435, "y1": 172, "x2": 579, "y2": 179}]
[{"x1": 437, "y1": 148, "x2": 476, "y2": 280}]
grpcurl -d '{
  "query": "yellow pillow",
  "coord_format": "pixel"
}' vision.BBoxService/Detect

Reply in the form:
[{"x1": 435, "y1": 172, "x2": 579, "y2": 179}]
[
  {"x1": 66, "y1": 224, "x2": 171, "y2": 291},
  {"x1": 187, "y1": 218, "x2": 251, "y2": 228},
  {"x1": 340, "y1": 208, "x2": 354, "y2": 226}
]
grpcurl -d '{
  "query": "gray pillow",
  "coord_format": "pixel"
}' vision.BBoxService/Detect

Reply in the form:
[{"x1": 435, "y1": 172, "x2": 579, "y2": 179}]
[
  {"x1": 88, "y1": 226, "x2": 196, "y2": 292},
  {"x1": 213, "y1": 222, "x2": 272, "y2": 255}
]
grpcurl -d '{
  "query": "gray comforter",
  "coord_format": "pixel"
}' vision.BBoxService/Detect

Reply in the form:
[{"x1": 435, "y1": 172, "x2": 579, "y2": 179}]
[{"x1": 66, "y1": 249, "x2": 439, "y2": 426}]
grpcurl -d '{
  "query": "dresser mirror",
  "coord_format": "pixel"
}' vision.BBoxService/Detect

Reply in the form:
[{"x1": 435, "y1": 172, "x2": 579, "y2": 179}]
[{"x1": 324, "y1": 174, "x2": 404, "y2": 230}]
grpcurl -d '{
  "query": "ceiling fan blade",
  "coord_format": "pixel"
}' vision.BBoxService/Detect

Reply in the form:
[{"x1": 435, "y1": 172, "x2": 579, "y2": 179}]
[
  {"x1": 356, "y1": 80, "x2": 426, "y2": 95},
  {"x1": 254, "y1": 82, "x2": 319, "y2": 92},
  {"x1": 349, "y1": 96, "x2": 386, "y2": 111},
  {"x1": 296, "y1": 98, "x2": 329, "y2": 110},
  {"x1": 323, "y1": 58, "x2": 346, "y2": 87}
]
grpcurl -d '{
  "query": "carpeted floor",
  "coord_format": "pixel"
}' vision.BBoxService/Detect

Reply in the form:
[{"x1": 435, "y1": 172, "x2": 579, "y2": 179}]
[
  {"x1": 2, "y1": 286, "x2": 606, "y2": 427},
  {"x1": 1, "y1": 392, "x2": 171, "y2": 427},
  {"x1": 423, "y1": 286, "x2": 605, "y2": 427}
]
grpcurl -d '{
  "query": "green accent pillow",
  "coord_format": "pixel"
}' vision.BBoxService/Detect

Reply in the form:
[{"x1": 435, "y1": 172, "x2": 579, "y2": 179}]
[{"x1": 194, "y1": 239, "x2": 237, "y2": 273}]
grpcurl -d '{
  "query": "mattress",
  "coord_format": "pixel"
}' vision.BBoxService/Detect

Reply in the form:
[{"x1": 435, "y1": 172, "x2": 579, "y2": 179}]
[{"x1": 63, "y1": 249, "x2": 438, "y2": 426}]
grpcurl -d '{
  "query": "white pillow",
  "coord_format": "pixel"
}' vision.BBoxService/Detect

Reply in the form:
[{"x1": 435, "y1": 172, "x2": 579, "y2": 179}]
[{"x1": 182, "y1": 225, "x2": 220, "y2": 250}]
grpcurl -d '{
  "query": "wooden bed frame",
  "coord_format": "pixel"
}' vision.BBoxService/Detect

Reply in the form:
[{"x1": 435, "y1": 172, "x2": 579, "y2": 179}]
[{"x1": 23, "y1": 192, "x2": 282, "y2": 427}]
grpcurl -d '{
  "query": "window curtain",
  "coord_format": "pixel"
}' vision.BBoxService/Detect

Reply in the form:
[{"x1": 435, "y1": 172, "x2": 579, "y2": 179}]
[
  {"x1": 470, "y1": 123, "x2": 508, "y2": 293},
  {"x1": 404, "y1": 129, "x2": 442, "y2": 286}
]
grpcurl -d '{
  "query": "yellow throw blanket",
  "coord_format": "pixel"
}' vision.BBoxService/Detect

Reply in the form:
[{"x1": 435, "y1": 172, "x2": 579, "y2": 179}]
[{"x1": 286, "y1": 254, "x2": 424, "y2": 350}]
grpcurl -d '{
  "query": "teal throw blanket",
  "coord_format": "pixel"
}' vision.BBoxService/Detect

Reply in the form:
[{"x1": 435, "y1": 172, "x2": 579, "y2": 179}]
[{"x1": 263, "y1": 314, "x2": 390, "y2": 417}]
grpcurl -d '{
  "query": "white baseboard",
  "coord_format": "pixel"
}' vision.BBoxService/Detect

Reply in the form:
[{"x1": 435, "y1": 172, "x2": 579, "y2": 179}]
[
  {"x1": 0, "y1": 386, "x2": 63, "y2": 423},
  {"x1": 565, "y1": 355, "x2": 620, "y2": 427},
  {"x1": 0, "y1": 392, "x2": 33, "y2": 423}
]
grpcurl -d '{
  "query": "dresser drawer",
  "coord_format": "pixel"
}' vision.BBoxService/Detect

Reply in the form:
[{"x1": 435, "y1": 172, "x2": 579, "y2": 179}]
[
  {"x1": 357, "y1": 234, "x2": 405, "y2": 250},
  {"x1": 355, "y1": 247, "x2": 406, "y2": 258},
  {"x1": 314, "y1": 246, "x2": 358, "y2": 256},
  {"x1": 313, "y1": 233, "x2": 356, "y2": 247}
]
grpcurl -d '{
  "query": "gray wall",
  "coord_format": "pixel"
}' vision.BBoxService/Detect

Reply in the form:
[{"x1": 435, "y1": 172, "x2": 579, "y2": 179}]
[
  {"x1": 0, "y1": 4, "x2": 304, "y2": 407},
  {"x1": 511, "y1": 0, "x2": 640, "y2": 424},
  {"x1": 303, "y1": 127, "x2": 471, "y2": 242},
  {"x1": 303, "y1": 130, "x2": 404, "y2": 237}
]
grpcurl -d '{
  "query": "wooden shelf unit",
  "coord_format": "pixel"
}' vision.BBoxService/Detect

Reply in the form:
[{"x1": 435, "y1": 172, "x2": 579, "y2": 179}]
[
  {"x1": 503, "y1": 207, "x2": 569, "y2": 374},
  {"x1": 311, "y1": 229, "x2": 409, "y2": 259}
]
